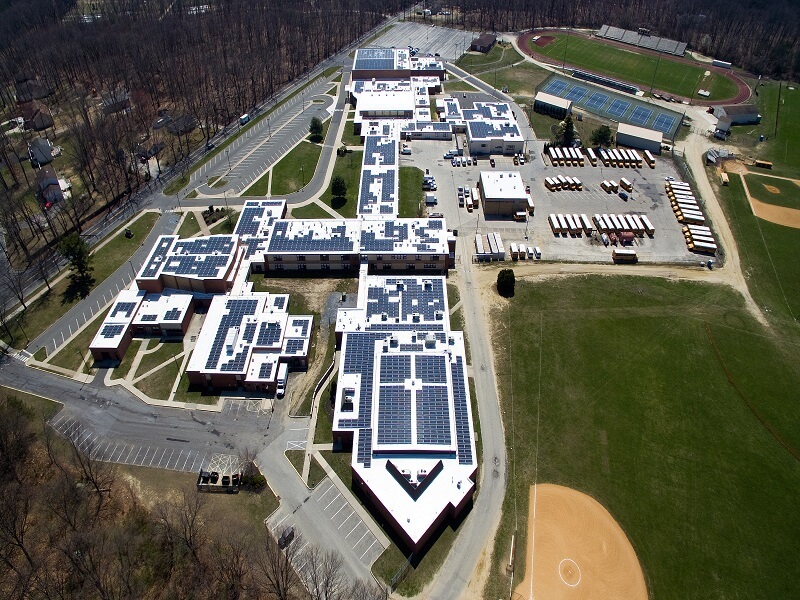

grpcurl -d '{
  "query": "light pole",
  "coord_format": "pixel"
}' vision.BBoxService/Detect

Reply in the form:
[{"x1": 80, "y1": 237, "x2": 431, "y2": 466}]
[
  {"x1": 225, "y1": 148, "x2": 231, "y2": 171},
  {"x1": 175, "y1": 191, "x2": 182, "y2": 212},
  {"x1": 649, "y1": 51, "x2": 662, "y2": 95},
  {"x1": 300, "y1": 163, "x2": 305, "y2": 187},
  {"x1": 267, "y1": 116, "x2": 272, "y2": 139}
]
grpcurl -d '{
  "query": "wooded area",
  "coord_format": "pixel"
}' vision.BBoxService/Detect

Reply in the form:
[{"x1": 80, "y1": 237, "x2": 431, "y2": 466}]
[{"x1": 0, "y1": 393, "x2": 384, "y2": 600}]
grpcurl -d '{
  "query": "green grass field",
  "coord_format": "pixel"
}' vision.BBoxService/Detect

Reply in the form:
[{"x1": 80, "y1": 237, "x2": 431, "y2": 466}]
[
  {"x1": 456, "y1": 44, "x2": 524, "y2": 74},
  {"x1": 726, "y1": 82, "x2": 800, "y2": 179},
  {"x1": 270, "y1": 141, "x2": 322, "y2": 195},
  {"x1": 477, "y1": 62, "x2": 549, "y2": 99},
  {"x1": 744, "y1": 174, "x2": 800, "y2": 209},
  {"x1": 243, "y1": 170, "x2": 271, "y2": 196},
  {"x1": 290, "y1": 202, "x2": 333, "y2": 219},
  {"x1": 716, "y1": 174, "x2": 800, "y2": 326},
  {"x1": 323, "y1": 150, "x2": 362, "y2": 218},
  {"x1": 484, "y1": 275, "x2": 800, "y2": 600},
  {"x1": 399, "y1": 167, "x2": 423, "y2": 218},
  {"x1": 530, "y1": 34, "x2": 739, "y2": 100}
]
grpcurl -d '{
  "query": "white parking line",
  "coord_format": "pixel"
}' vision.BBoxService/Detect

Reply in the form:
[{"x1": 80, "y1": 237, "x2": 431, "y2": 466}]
[
  {"x1": 123, "y1": 445, "x2": 136, "y2": 463},
  {"x1": 180, "y1": 451, "x2": 192, "y2": 471},
  {"x1": 354, "y1": 530, "x2": 369, "y2": 548},
  {"x1": 345, "y1": 522, "x2": 360, "y2": 538},
  {"x1": 316, "y1": 483, "x2": 334, "y2": 502},
  {"x1": 164, "y1": 448, "x2": 175, "y2": 468},
  {"x1": 338, "y1": 511, "x2": 354, "y2": 530},
  {"x1": 331, "y1": 502, "x2": 348, "y2": 520},
  {"x1": 324, "y1": 492, "x2": 341, "y2": 510},
  {"x1": 272, "y1": 513, "x2": 291, "y2": 531},
  {"x1": 360, "y1": 538, "x2": 378, "y2": 560}
]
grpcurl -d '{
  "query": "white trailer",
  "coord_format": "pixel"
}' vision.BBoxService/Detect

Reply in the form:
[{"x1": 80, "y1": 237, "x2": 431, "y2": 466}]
[
  {"x1": 474, "y1": 234, "x2": 485, "y2": 255},
  {"x1": 494, "y1": 233, "x2": 506, "y2": 260}
]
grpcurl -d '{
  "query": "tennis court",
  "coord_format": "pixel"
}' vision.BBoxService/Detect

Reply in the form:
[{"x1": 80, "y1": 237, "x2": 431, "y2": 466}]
[{"x1": 537, "y1": 73, "x2": 682, "y2": 139}]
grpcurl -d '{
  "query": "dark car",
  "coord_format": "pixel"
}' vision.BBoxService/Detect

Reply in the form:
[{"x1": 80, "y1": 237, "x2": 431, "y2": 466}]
[
  {"x1": 278, "y1": 527, "x2": 295, "y2": 549},
  {"x1": 489, "y1": 158, "x2": 496, "y2": 167}
]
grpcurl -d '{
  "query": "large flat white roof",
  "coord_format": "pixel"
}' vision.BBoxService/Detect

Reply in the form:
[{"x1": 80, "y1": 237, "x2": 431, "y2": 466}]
[
  {"x1": 333, "y1": 269, "x2": 476, "y2": 546},
  {"x1": 617, "y1": 122, "x2": 663, "y2": 144},
  {"x1": 480, "y1": 171, "x2": 527, "y2": 200},
  {"x1": 534, "y1": 91, "x2": 573, "y2": 110}
]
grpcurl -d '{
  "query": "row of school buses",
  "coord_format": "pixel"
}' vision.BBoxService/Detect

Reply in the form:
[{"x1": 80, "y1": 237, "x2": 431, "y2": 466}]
[
  {"x1": 544, "y1": 175, "x2": 583, "y2": 191},
  {"x1": 548, "y1": 211, "x2": 655, "y2": 237},
  {"x1": 547, "y1": 146, "x2": 657, "y2": 169},
  {"x1": 665, "y1": 181, "x2": 718, "y2": 255},
  {"x1": 600, "y1": 177, "x2": 634, "y2": 194}
]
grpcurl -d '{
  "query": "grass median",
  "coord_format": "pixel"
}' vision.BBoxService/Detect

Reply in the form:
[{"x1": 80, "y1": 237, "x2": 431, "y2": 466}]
[
  {"x1": 271, "y1": 142, "x2": 323, "y2": 195},
  {"x1": 323, "y1": 150, "x2": 362, "y2": 218}
]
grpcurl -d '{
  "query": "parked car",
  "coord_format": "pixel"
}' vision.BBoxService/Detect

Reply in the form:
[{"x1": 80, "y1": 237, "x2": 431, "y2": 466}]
[
  {"x1": 451, "y1": 158, "x2": 457, "y2": 167},
  {"x1": 490, "y1": 158, "x2": 496, "y2": 167}
]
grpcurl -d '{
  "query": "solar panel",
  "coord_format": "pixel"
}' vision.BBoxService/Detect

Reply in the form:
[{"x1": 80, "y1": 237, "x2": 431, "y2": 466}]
[
  {"x1": 285, "y1": 339, "x2": 305, "y2": 354},
  {"x1": 256, "y1": 321, "x2": 281, "y2": 346},
  {"x1": 111, "y1": 302, "x2": 136, "y2": 318},
  {"x1": 258, "y1": 362, "x2": 274, "y2": 379},
  {"x1": 416, "y1": 386, "x2": 451, "y2": 445},
  {"x1": 451, "y1": 356, "x2": 473, "y2": 464},
  {"x1": 101, "y1": 324, "x2": 125, "y2": 338},
  {"x1": 377, "y1": 385, "x2": 412, "y2": 444},
  {"x1": 415, "y1": 354, "x2": 446, "y2": 383},
  {"x1": 140, "y1": 314, "x2": 157, "y2": 322},
  {"x1": 164, "y1": 308, "x2": 182, "y2": 320},
  {"x1": 380, "y1": 354, "x2": 411, "y2": 383}
]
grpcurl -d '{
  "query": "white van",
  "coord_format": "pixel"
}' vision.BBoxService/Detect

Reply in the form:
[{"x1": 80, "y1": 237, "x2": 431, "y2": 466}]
[
  {"x1": 239, "y1": 113, "x2": 250, "y2": 126},
  {"x1": 276, "y1": 363, "x2": 288, "y2": 398}
]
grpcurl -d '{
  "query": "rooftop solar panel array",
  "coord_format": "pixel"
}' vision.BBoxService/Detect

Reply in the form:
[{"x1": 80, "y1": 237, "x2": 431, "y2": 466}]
[
  {"x1": 204, "y1": 299, "x2": 258, "y2": 370},
  {"x1": 451, "y1": 356, "x2": 473, "y2": 465},
  {"x1": 235, "y1": 205, "x2": 265, "y2": 236},
  {"x1": 242, "y1": 322, "x2": 257, "y2": 343},
  {"x1": 377, "y1": 385, "x2": 412, "y2": 444},
  {"x1": 267, "y1": 221, "x2": 355, "y2": 253},
  {"x1": 100, "y1": 324, "x2": 125, "y2": 339},
  {"x1": 140, "y1": 314, "x2": 157, "y2": 322},
  {"x1": 364, "y1": 278, "x2": 445, "y2": 323},
  {"x1": 363, "y1": 136, "x2": 396, "y2": 166},
  {"x1": 358, "y1": 169, "x2": 396, "y2": 216},
  {"x1": 285, "y1": 339, "x2": 305, "y2": 354},
  {"x1": 273, "y1": 296, "x2": 286, "y2": 309},
  {"x1": 258, "y1": 362, "x2": 274, "y2": 380},
  {"x1": 416, "y1": 386, "x2": 451, "y2": 445},
  {"x1": 354, "y1": 47, "x2": 395, "y2": 71},
  {"x1": 291, "y1": 318, "x2": 310, "y2": 336},
  {"x1": 111, "y1": 302, "x2": 136, "y2": 318},
  {"x1": 164, "y1": 308, "x2": 182, "y2": 321},
  {"x1": 415, "y1": 354, "x2": 447, "y2": 383},
  {"x1": 256, "y1": 321, "x2": 281, "y2": 346},
  {"x1": 141, "y1": 237, "x2": 174, "y2": 278},
  {"x1": 380, "y1": 354, "x2": 411, "y2": 383}
]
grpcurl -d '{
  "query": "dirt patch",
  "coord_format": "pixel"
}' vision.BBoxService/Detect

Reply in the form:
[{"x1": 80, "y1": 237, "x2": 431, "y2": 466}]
[
  {"x1": 534, "y1": 35, "x2": 554, "y2": 47},
  {"x1": 763, "y1": 185, "x2": 781, "y2": 194},
  {"x1": 748, "y1": 197, "x2": 800, "y2": 229},
  {"x1": 513, "y1": 484, "x2": 647, "y2": 600}
]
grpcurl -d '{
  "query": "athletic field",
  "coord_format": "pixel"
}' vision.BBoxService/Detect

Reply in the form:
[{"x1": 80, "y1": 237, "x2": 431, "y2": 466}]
[{"x1": 529, "y1": 33, "x2": 739, "y2": 101}]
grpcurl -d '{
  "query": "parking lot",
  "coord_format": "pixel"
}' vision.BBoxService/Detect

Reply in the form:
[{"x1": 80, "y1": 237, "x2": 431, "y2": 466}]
[
  {"x1": 267, "y1": 476, "x2": 387, "y2": 571},
  {"x1": 402, "y1": 134, "x2": 701, "y2": 264},
  {"x1": 372, "y1": 21, "x2": 478, "y2": 62}
]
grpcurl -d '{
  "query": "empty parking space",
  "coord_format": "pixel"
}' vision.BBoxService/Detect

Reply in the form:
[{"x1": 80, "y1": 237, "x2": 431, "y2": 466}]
[
  {"x1": 48, "y1": 414, "x2": 230, "y2": 473},
  {"x1": 268, "y1": 477, "x2": 387, "y2": 569},
  {"x1": 371, "y1": 22, "x2": 476, "y2": 62}
]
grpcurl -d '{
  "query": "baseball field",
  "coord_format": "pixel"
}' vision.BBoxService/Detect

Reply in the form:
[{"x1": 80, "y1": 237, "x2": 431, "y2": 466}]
[
  {"x1": 483, "y1": 273, "x2": 800, "y2": 599},
  {"x1": 528, "y1": 33, "x2": 739, "y2": 101}
]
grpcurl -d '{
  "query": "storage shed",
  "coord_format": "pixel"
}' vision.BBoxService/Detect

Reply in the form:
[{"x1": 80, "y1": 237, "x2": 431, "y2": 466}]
[{"x1": 616, "y1": 122, "x2": 663, "y2": 155}]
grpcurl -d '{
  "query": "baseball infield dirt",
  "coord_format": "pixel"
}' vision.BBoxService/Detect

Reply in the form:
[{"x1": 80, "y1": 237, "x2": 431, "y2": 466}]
[{"x1": 512, "y1": 484, "x2": 647, "y2": 600}]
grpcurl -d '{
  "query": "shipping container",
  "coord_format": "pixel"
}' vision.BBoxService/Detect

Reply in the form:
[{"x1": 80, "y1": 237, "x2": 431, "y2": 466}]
[
  {"x1": 619, "y1": 231, "x2": 636, "y2": 244},
  {"x1": 612, "y1": 248, "x2": 638, "y2": 263},
  {"x1": 641, "y1": 215, "x2": 655, "y2": 235}
]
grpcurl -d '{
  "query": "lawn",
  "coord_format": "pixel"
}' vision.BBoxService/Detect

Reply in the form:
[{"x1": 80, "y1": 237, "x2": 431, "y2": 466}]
[
  {"x1": 443, "y1": 79, "x2": 479, "y2": 93},
  {"x1": 270, "y1": 141, "x2": 322, "y2": 195},
  {"x1": 398, "y1": 167, "x2": 423, "y2": 218},
  {"x1": 134, "y1": 360, "x2": 180, "y2": 401},
  {"x1": 177, "y1": 211, "x2": 201, "y2": 237},
  {"x1": 477, "y1": 62, "x2": 549, "y2": 98},
  {"x1": 113, "y1": 338, "x2": 142, "y2": 379},
  {"x1": 341, "y1": 119, "x2": 363, "y2": 147},
  {"x1": 171, "y1": 372, "x2": 220, "y2": 405},
  {"x1": 483, "y1": 275, "x2": 800, "y2": 600},
  {"x1": 323, "y1": 150, "x2": 362, "y2": 218},
  {"x1": 136, "y1": 340, "x2": 183, "y2": 376},
  {"x1": 744, "y1": 173, "x2": 800, "y2": 209},
  {"x1": 726, "y1": 82, "x2": 800, "y2": 179},
  {"x1": 530, "y1": 34, "x2": 739, "y2": 101},
  {"x1": 290, "y1": 202, "x2": 333, "y2": 219},
  {"x1": 716, "y1": 174, "x2": 800, "y2": 326},
  {"x1": 456, "y1": 44, "x2": 524, "y2": 74},
  {"x1": 47, "y1": 307, "x2": 110, "y2": 372},
  {"x1": 243, "y1": 170, "x2": 271, "y2": 196},
  {"x1": 1, "y1": 212, "x2": 159, "y2": 350},
  {"x1": 1, "y1": 385, "x2": 62, "y2": 421}
]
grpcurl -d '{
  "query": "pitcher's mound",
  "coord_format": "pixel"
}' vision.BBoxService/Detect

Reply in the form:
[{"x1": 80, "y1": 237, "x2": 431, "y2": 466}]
[
  {"x1": 763, "y1": 185, "x2": 780, "y2": 194},
  {"x1": 513, "y1": 484, "x2": 647, "y2": 600}
]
